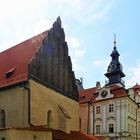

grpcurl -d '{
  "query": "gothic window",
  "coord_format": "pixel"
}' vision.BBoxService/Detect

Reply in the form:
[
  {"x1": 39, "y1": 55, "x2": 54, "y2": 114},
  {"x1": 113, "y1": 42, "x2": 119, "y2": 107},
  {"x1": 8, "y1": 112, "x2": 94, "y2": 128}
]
[
  {"x1": 109, "y1": 124, "x2": 114, "y2": 133},
  {"x1": 0, "y1": 110, "x2": 5, "y2": 127},
  {"x1": 79, "y1": 118, "x2": 81, "y2": 130},
  {"x1": 96, "y1": 106, "x2": 101, "y2": 114},
  {"x1": 96, "y1": 125, "x2": 101, "y2": 134},
  {"x1": 33, "y1": 135, "x2": 37, "y2": 140},
  {"x1": 109, "y1": 104, "x2": 114, "y2": 112},
  {"x1": 47, "y1": 110, "x2": 53, "y2": 128}
]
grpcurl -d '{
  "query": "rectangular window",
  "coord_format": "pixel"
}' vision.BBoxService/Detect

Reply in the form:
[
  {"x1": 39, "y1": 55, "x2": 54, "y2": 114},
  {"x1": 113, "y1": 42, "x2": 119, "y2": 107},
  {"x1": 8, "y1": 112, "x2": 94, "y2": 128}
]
[
  {"x1": 109, "y1": 124, "x2": 114, "y2": 133},
  {"x1": 109, "y1": 104, "x2": 114, "y2": 112},
  {"x1": 96, "y1": 106, "x2": 101, "y2": 114},
  {"x1": 96, "y1": 125, "x2": 100, "y2": 134},
  {"x1": 128, "y1": 124, "x2": 130, "y2": 132},
  {"x1": 128, "y1": 104, "x2": 130, "y2": 112}
]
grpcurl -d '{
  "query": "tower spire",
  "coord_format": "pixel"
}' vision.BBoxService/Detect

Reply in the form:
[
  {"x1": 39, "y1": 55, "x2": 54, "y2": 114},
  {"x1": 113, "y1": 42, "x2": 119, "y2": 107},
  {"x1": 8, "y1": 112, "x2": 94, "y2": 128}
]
[
  {"x1": 113, "y1": 33, "x2": 116, "y2": 48},
  {"x1": 105, "y1": 36, "x2": 125, "y2": 86}
]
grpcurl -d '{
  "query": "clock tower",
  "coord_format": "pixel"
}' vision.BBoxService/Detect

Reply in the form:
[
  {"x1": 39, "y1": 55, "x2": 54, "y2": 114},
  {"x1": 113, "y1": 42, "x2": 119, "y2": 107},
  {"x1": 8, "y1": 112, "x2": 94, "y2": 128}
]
[{"x1": 105, "y1": 36, "x2": 125, "y2": 86}]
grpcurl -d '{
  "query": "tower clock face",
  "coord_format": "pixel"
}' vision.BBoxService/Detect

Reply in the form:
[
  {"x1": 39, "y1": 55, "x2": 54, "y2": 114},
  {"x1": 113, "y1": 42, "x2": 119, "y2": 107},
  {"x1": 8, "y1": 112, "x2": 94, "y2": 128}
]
[
  {"x1": 108, "y1": 63, "x2": 116, "y2": 72},
  {"x1": 101, "y1": 90, "x2": 108, "y2": 97}
]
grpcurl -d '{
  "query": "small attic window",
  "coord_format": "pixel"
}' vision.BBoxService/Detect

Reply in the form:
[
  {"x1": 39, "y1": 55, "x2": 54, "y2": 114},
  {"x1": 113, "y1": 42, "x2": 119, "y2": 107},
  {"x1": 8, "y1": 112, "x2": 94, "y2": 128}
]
[{"x1": 5, "y1": 68, "x2": 16, "y2": 78}]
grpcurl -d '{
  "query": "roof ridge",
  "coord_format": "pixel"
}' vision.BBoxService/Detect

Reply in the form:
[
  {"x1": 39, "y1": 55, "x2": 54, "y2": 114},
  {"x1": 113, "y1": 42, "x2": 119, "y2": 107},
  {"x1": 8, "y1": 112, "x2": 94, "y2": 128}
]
[
  {"x1": 84, "y1": 87, "x2": 97, "y2": 91},
  {"x1": 0, "y1": 30, "x2": 49, "y2": 54}
]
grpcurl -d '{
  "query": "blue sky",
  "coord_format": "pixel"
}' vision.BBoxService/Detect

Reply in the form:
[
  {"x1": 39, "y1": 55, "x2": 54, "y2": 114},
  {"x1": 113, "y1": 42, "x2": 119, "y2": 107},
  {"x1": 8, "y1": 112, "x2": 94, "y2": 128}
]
[{"x1": 0, "y1": 0, "x2": 140, "y2": 89}]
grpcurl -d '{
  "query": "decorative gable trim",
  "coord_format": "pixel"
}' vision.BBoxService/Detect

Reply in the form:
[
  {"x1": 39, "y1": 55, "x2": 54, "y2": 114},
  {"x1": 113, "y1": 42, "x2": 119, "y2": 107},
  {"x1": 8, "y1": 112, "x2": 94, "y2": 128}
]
[{"x1": 29, "y1": 17, "x2": 78, "y2": 101}]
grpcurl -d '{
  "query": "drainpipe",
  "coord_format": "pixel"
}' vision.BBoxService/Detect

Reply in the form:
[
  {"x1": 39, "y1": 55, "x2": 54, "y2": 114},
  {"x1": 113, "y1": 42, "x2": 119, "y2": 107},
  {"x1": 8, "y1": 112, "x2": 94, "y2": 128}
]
[
  {"x1": 93, "y1": 104, "x2": 95, "y2": 135},
  {"x1": 22, "y1": 83, "x2": 34, "y2": 126},
  {"x1": 87, "y1": 102, "x2": 90, "y2": 134},
  {"x1": 136, "y1": 103, "x2": 140, "y2": 140}
]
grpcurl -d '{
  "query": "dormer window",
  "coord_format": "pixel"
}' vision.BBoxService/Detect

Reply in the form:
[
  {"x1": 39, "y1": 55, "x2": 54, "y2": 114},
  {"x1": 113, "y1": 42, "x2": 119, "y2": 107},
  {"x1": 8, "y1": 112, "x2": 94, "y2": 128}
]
[{"x1": 5, "y1": 68, "x2": 16, "y2": 78}]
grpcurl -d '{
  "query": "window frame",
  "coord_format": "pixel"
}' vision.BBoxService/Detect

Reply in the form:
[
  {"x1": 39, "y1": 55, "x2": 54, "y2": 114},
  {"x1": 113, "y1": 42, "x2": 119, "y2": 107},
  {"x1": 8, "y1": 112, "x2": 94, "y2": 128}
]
[
  {"x1": 96, "y1": 106, "x2": 101, "y2": 114},
  {"x1": 109, "y1": 104, "x2": 114, "y2": 112},
  {"x1": 109, "y1": 123, "x2": 114, "y2": 133},
  {"x1": 96, "y1": 124, "x2": 101, "y2": 134}
]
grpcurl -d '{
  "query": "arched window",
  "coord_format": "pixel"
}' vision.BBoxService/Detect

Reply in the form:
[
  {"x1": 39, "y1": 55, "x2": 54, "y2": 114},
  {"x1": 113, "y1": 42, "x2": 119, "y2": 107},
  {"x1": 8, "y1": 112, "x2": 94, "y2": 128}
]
[
  {"x1": 0, "y1": 109, "x2": 6, "y2": 127},
  {"x1": 47, "y1": 110, "x2": 53, "y2": 128}
]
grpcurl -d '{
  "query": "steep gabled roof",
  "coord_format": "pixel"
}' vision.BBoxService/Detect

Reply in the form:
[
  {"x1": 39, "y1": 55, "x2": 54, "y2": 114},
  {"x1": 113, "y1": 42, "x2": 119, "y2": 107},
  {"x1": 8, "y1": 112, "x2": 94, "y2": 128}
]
[
  {"x1": 0, "y1": 17, "x2": 78, "y2": 100},
  {"x1": 0, "y1": 31, "x2": 48, "y2": 88}
]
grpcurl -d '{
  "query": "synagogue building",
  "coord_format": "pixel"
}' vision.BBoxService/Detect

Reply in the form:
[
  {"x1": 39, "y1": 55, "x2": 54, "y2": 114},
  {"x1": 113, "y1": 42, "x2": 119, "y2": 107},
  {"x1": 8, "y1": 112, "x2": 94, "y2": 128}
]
[{"x1": 0, "y1": 17, "x2": 97, "y2": 140}]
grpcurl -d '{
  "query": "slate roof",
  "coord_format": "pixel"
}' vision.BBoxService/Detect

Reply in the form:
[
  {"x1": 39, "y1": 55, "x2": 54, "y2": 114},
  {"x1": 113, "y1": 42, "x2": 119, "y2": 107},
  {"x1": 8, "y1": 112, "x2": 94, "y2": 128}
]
[{"x1": 0, "y1": 31, "x2": 48, "y2": 88}]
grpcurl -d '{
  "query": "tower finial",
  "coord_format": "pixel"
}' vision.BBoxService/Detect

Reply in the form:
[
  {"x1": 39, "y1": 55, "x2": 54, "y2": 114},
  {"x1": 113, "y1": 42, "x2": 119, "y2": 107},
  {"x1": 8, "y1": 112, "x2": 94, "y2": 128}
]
[{"x1": 113, "y1": 33, "x2": 116, "y2": 48}]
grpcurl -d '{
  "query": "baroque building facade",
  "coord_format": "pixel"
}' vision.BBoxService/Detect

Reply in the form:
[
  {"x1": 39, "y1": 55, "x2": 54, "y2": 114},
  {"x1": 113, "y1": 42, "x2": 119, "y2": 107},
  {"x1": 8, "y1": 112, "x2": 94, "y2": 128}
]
[{"x1": 79, "y1": 42, "x2": 140, "y2": 140}]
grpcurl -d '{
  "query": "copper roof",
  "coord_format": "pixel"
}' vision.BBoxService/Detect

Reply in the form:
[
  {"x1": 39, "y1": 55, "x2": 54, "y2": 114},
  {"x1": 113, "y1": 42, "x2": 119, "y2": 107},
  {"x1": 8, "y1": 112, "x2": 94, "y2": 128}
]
[{"x1": 0, "y1": 31, "x2": 48, "y2": 88}]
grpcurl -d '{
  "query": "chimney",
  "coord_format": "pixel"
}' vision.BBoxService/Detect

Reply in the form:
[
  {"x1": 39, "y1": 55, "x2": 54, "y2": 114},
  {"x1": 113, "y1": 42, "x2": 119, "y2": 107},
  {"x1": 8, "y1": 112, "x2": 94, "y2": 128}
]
[{"x1": 96, "y1": 81, "x2": 101, "y2": 89}]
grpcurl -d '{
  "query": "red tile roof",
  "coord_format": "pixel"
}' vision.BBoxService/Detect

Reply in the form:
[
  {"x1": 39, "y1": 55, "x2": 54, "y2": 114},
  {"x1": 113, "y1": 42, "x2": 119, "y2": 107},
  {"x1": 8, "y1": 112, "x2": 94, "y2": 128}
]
[
  {"x1": 132, "y1": 83, "x2": 140, "y2": 89},
  {"x1": 79, "y1": 87, "x2": 97, "y2": 104},
  {"x1": 111, "y1": 87, "x2": 127, "y2": 98},
  {"x1": 0, "y1": 31, "x2": 48, "y2": 88},
  {"x1": 79, "y1": 85, "x2": 128, "y2": 104},
  {"x1": 53, "y1": 130, "x2": 98, "y2": 140}
]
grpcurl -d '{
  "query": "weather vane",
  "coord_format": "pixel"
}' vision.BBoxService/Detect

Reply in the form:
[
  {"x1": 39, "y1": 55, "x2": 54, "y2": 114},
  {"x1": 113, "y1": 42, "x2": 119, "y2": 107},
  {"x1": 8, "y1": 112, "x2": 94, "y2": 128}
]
[{"x1": 113, "y1": 33, "x2": 116, "y2": 47}]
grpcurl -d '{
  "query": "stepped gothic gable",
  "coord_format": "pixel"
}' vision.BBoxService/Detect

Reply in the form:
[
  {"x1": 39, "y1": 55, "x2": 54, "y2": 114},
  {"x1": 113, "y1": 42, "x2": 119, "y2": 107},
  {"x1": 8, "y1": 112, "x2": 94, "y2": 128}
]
[{"x1": 29, "y1": 17, "x2": 78, "y2": 100}]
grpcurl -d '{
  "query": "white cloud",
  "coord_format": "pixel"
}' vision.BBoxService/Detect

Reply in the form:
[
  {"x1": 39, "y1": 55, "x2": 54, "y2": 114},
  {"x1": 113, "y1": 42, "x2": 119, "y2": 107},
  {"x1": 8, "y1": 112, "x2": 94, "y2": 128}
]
[
  {"x1": 71, "y1": 58, "x2": 81, "y2": 71},
  {"x1": 67, "y1": 36, "x2": 86, "y2": 57},
  {"x1": 0, "y1": 0, "x2": 115, "y2": 81},
  {"x1": 93, "y1": 60, "x2": 103, "y2": 67},
  {"x1": 92, "y1": 59, "x2": 108, "y2": 68},
  {"x1": 126, "y1": 60, "x2": 140, "y2": 87},
  {"x1": 62, "y1": 0, "x2": 115, "y2": 24},
  {"x1": 66, "y1": 36, "x2": 86, "y2": 73},
  {"x1": 75, "y1": 50, "x2": 86, "y2": 57},
  {"x1": 69, "y1": 37, "x2": 80, "y2": 49},
  {"x1": 0, "y1": 0, "x2": 115, "y2": 52}
]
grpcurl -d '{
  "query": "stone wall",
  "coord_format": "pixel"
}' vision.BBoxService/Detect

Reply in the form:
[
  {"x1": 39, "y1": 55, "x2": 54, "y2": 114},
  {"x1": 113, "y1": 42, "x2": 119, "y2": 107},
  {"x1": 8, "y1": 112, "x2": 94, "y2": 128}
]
[
  {"x1": 0, "y1": 128, "x2": 52, "y2": 140},
  {"x1": 29, "y1": 79, "x2": 79, "y2": 133},
  {"x1": 0, "y1": 86, "x2": 28, "y2": 127},
  {"x1": 80, "y1": 103, "x2": 89, "y2": 133}
]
